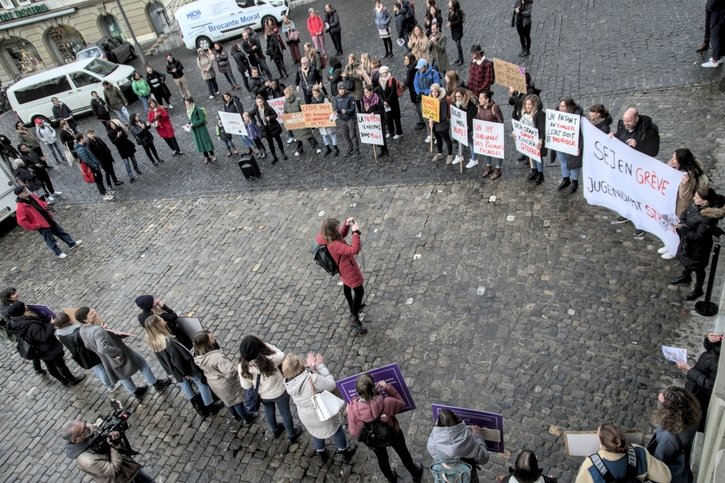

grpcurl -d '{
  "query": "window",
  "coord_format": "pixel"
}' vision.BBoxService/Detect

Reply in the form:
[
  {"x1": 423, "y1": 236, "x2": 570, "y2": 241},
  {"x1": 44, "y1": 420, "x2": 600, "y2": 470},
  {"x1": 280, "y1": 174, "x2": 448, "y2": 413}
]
[
  {"x1": 84, "y1": 58, "x2": 117, "y2": 76},
  {"x1": 236, "y1": 0, "x2": 255, "y2": 8},
  {"x1": 15, "y1": 76, "x2": 72, "y2": 105},
  {"x1": 71, "y1": 71, "x2": 100, "y2": 88},
  {"x1": 106, "y1": 37, "x2": 121, "y2": 48},
  {"x1": 75, "y1": 47, "x2": 102, "y2": 61}
]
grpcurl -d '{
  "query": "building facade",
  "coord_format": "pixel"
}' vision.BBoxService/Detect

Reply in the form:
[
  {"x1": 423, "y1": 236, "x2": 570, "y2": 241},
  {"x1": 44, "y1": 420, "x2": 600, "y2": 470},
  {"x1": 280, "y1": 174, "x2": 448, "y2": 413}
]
[{"x1": 0, "y1": 0, "x2": 174, "y2": 84}]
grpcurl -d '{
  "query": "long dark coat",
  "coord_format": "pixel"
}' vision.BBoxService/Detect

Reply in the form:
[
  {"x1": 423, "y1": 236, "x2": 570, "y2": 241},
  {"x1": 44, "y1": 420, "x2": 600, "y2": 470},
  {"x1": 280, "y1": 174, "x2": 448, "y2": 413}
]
[{"x1": 676, "y1": 204, "x2": 725, "y2": 271}]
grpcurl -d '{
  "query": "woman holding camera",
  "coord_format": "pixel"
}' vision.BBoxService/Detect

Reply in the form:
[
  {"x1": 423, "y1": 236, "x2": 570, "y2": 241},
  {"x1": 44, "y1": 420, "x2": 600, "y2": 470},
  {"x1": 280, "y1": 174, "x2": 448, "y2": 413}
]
[
  {"x1": 316, "y1": 217, "x2": 368, "y2": 334},
  {"x1": 346, "y1": 373, "x2": 423, "y2": 483}
]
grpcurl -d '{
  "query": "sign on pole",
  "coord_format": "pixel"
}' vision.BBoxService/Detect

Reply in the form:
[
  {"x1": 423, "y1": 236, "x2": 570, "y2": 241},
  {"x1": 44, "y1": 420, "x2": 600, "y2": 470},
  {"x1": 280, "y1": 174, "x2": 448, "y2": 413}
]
[
  {"x1": 545, "y1": 109, "x2": 581, "y2": 155},
  {"x1": 217, "y1": 111, "x2": 248, "y2": 136},
  {"x1": 581, "y1": 119, "x2": 682, "y2": 253},
  {"x1": 421, "y1": 95, "x2": 440, "y2": 122},
  {"x1": 450, "y1": 105, "x2": 468, "y2": 145},
  {"x1": 493, "y1": 58, "x2": 527, "y2": 93},
  {"x1": 301, "y1": 103, "x2": 336, "y2": 128},
  {"x1": 472, "y1": 119, "x2": 505, "y2": 159},
  {"x1": 511, "y1": 119, "x2": 541, "y2": 162},
  {"x1": 357, "y1": 113, "x2": 385, "y2": 146}
]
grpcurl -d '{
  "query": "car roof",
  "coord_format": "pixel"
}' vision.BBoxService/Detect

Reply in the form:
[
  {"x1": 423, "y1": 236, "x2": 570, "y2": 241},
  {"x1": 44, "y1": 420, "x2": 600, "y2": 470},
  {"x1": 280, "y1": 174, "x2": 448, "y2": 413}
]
[{"x1": 9, "y1": 59, "x2": 105, "y2": 91}]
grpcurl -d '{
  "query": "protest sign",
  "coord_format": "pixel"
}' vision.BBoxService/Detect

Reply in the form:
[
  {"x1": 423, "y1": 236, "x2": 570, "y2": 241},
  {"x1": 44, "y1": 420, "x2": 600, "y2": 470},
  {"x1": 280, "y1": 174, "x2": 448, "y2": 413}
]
[
  {"x1": 268, "y1": 96, "x2": 285, "y2": 117},
  {"x1": 336, "y1": 363, "x2": 416, "y2": 413},
  {"x1": 450, "y1": 105, "x2": 468, "y2": 145},
  {"x1": 281, "y1": 112, "x2": 307, "y2": 131},
  {"x1": 421, "y1": 95, "x2": 440, "y2": 122},
  {"x1": 564, "y1": 431, "x2": 643, "y2": 457},
  {"x1": 472, "y1": 119, "x2": 505, "y2": 159},
  {"x1": 357, "y1": 113, "x2": 385, "y2": 146},
  {"x1": 511, "y1": 119, "x2": 541, "y2": 162},
  {"x1": 545, "y1": 109, "x2": 581, "y2": 156},
  {"x1": 493, "y1": 58, "x2": 527, "y2": 93},
  {"x1": 218, "y1": 111, "x2": 247, "y2": 136},
  {"x1": 431, "y1": 404, "x2": 504, "y2": 453},
  {"x1": 301, "y1": 103, "x2": 336, "y2": 128},
  {"x1": 662, "y1": 345, "x2": 687, "y2": 364},
  {"x1": 582, "y1": 119, "x2": 681, "y2": 254}
]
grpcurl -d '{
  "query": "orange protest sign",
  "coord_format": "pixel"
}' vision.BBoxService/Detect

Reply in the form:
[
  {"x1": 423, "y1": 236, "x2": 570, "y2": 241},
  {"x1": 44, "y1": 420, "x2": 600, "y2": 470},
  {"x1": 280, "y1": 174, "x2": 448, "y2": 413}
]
[
  {"x1": 421, "y1": 95, "x2": 440, "y2": 122},
  {"x1": 493, "y1": 58, "x2": 527, "y2": 93},
  {"x1": 301, "y1": 103, "x2": 336, "y2": 128},
  {"x1": 281, "y1": 112, "x2": 307, "y2": 130}
]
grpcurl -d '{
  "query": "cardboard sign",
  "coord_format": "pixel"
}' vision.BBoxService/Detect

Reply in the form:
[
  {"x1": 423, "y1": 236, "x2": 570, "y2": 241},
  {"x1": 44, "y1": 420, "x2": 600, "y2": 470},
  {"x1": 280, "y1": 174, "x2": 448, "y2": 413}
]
[
  {"x1": 431, "y1": 404, "x2": 505, "y2": 453},
  {"x1": 357, "y1": 113, "x2": 385, "y2": 146},
  {"x1": 421, "y1": 95, "x2": 440, "y2": 122},
  {"x1": 493, "y1": 58, "x2": 527, "y2": 93},
  {"x1": 564, "y1": 431, "x2": 644, "y2": 457},
  {"x1": 301, "y1": 103, "x2": 336, "y2": 128},
  {"x1": 336, "y1": 363, "x2": 416, "y2": 413},
  {"x1": 281, "y1": 112, "x2": 307, "y2": 130},
  {"x1": 545, "y1": 109, "x2": 581, "y2": 156},
  {"x1": 472, "y1": 119, "x2": 505, "y2": 159},
  {"x1": 218, "y1": 111, "x2": 248, "y2": 136},
  {"x1": 450, "y1": 105, "x2": 468, "y2": 145},
  {"x1": 511, "y1": 119, "x2": 541, "y2": 162}
]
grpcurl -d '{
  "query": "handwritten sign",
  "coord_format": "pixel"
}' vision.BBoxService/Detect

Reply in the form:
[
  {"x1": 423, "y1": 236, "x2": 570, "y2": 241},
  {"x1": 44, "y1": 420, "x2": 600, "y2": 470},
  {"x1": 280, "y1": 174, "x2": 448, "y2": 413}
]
[
  {"x1": 357, "y1": 113, "x2": 385, "y2": 146},
  {"x1": 301, "y1": 103, "x2": 336, "y2": 128},
  {"x1": 421, "y1": 95, "x2": 440, "y2": 122},
  {"x1": 431, "y1": 404, "x2": 505, "y2": 453},
  {"x1": 268, "y1": 96, "x2": 285, "y2": 117},
  {"x1": 493, "y1": 58, "x2": 527, "y2": 93},
  {"x1": 218, "y1": 111, "x2": 248, "y2": 136},
  {"x1": 545, "y1": 109, "x2": 581, "y2": 155},
  {"x1": 472, "y1": 119, "x2": 505, "y2": 159},
  {"x1": 662, "y1": 345, "x2": 687, "y2": 364},
  {"x1": 511, "y1": 119, "x2": 541, "y2": 162},
  {"x1": 281, "y1": 112, "x2": 307, "y2": 130},
  {"x1": 336, "y1": 363, "x2": 415, "y2": 412},
  {"x1": 450, "y1": 105, "x2": 468, "y2": 145}
]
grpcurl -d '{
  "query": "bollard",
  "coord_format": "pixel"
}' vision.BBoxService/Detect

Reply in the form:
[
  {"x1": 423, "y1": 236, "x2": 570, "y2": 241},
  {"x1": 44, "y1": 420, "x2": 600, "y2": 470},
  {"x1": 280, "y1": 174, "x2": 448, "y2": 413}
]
[{"x1": 695, "y1": 242, "x2": 720, "y2": 316}]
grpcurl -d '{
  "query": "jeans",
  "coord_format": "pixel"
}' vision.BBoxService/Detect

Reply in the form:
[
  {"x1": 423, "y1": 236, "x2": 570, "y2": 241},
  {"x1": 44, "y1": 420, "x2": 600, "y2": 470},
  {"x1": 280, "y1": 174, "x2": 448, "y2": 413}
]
[
  {"x1": 415, "y1": 102, "x2": 425, "y2": 124},
  {"x1": 230, "y1": 402, "x2": 252, "y2": 421},
  {"x1": 91, "y1": 167, "x2": 107, "y2": 195},
  {"x1": 121, "y1": 155, "x2": 140, "y2": 178},
  {"x1": 222, "y1": 138, "x2": 236, "y2": 151},
  {"x1": 222, "y1": 71, "x2": 239, "y2": 88},
  {"x1": 711, "y1": 10, "x2": 724, "y2": 60},
  {"x1": 261, "y1": 390, "x2": 295, "y2": 437},
  {"x1": 46, "y1": 142, "x2": 64, "y2": 164},
  {"x1": 343, "y1": 284, "x2": 364, "y2": 317},
  {"x1": 120, "y1": 357, "x2": 158, "y2": 394},
  {"x1": 530, "y1": 156, "x2": 543, "y2": 173},
  {"x1": 454, "y1": 38, "x2": 464, "y2": 63},
  {"x1": 142, "y1": 143, "x2": 161, "y2": 164},
  {"x1": 138, "y1": 95, "x2": 150, "y2": 112},
  {"x1": 321, "y1": 132, "x2": 337, "y2": 146},
  {"x1": 112, "y1": 107, "x2": 130, "y2": 125},
  {"x1": 92, "y1": 363, "x2": 114, "y2": 390},
  {"x1": 458, "y1": 132, "x2": 477, "y2": 161},
  {"x1": 372, "y1": 429, "x2": 419, "y2": 481},
  {"x1": 38, "y1": 221, "x2": 76, "y2": 255},
  {"x1": 179, "y1": 375, "x2": 214, "y2": 405},
  {"x1": 558, "y1": 151, "x2": 579, "y2": 180},
  {"x1": 311, "y1": 425, "x2": 348, "y2": 452},
  {"x1": 483, "y1": 155, "x2": 501, "y2": 169}
]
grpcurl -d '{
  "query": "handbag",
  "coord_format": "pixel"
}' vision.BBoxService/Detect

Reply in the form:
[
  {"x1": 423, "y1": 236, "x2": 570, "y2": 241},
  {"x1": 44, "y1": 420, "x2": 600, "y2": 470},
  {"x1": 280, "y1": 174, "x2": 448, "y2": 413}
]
[
  {"x1": 288, "y1": 30, "x2": 300, "y2": 42},
  {"x1": 308, "y1": 377, "x2": 345, "y2": 421},
  {"x1": 63, "y1": 145, "x2": 75, "y2": 166},
  {"x1": 243, "y1": 373, "x2": 262, "y2": 413},
  {"x1": 78, "y1": 162, "x2": 94, "y2": 183},
  {"x1": 16, "y1": 337, "x2": 41, "y2": 360}
]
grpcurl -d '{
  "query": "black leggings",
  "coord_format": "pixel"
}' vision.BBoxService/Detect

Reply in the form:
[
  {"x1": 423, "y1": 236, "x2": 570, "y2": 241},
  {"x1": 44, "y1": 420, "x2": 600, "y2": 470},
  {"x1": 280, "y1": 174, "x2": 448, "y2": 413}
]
[
  {"x1": 517, "y1": 23, "x2": 532, "y2": 51},
  {"x1": 343, "y1": 284, "x2": 364, "y2": 318},
  {"x1": 102, "y1": 165, "x2": 119, "y2": 186},
  {"x1": 142, "y1": 143, "x2": 161, "y2": 163},
  {"x1": 253, "y1": 138, "x2": 266, "y2": 152},
  {"x1": 434, "y1": 129, "x2": 453, "y2": 155},
  {"x1": 34, "y1": 168, "x2": 55, "y2": 196},
  {"x1": 42, "y1": 352, "x2": 76, "y2": 384},
  {"x1": 265, "y1": 133, "x2": 286, "y2": 159},
  {"x1": 273, "y1": 59, "x2": 288, "y2": 78},
  {"x1": 91, "y1": 168, "x2": 107, "y2": 195},
  {"x1": 372, "y1": 429, "x2": 419, "y2": 481},
  {"x1": 163, "y1": 136, "x2": 180, "y2": 153},
  {"x1": 382, "y1": 37, "x2": 393, "y2": 56}
]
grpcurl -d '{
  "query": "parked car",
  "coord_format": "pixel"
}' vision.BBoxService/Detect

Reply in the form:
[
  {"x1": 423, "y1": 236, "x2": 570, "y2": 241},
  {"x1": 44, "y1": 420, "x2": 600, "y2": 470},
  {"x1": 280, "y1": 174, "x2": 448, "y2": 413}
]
[{"x1": 76, "y1": 36, "x2": 136, "y2": 64}]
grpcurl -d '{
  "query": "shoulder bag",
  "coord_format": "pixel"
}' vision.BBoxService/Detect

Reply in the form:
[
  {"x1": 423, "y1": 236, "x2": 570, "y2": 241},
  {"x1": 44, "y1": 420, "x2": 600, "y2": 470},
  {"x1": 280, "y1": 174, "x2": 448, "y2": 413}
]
[
  {"x1": 308, "y1": 376, "x2": 345, "y2": 421},
  {"x1": 243, "y1": 373, "x2": 262, "y2": 413},
  {"x1": 17, "y1": 337, "x2": 41, "y2": 360}
]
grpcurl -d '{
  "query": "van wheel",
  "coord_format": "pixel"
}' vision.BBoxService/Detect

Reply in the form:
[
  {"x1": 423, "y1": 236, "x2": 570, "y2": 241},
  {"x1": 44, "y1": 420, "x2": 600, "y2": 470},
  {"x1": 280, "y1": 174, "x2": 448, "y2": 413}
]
[
  {"x1": 196, "y1": 36, "x2": 212, "y2": 51},
  {"x1": 261, "y1": 15, "x2": 278, "y2": 29},
  {"x1": 31, "y1": 115, "x2": 51, "y2": 127},
  {"x1": 129, "y1": 47, "x2": 137, "y2": 60}
]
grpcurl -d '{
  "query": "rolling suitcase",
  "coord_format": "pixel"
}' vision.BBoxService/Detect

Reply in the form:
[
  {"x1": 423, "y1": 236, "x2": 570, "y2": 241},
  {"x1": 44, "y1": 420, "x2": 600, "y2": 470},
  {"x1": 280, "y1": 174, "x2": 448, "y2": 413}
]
[{"x1": 238, "y1": 155, "x2": 260, "y2": 180}]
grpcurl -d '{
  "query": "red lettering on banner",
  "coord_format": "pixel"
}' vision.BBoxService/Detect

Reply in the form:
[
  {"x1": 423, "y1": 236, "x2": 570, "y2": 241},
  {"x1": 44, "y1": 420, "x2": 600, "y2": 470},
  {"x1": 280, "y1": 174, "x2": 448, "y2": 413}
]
[{"x1": 635, "y1": 168, "x2": 669, "y2": 196}]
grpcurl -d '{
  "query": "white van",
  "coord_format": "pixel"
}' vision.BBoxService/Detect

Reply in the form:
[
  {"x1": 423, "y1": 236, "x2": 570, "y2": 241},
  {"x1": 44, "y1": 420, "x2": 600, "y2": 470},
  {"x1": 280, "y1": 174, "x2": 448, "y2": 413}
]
[
  {"x1": 175, "y1": 0, "x2": 289, "y2": 50},
  {"x1": 7, "y1": 58, "x2": 135, "y2": 126},
  {"x1": 0, "y1": 159, "x2": 16, "y2": 223}
]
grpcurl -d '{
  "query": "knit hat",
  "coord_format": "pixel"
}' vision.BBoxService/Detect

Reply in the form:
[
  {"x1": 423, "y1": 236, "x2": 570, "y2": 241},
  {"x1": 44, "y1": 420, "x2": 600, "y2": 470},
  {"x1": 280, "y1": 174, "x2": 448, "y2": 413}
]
[
  {"x1": 13, "y1": 185, "x2": 26, "y2": 195},
  {"x1": 239, "y1": 336, "x2": 261, "y2": 361},
  {"x1": 134, "y1": 295, "x2": 154, "y2": 311},
  {"x1": 8, "y1": 301, "x2": 25, "y2": 317}
]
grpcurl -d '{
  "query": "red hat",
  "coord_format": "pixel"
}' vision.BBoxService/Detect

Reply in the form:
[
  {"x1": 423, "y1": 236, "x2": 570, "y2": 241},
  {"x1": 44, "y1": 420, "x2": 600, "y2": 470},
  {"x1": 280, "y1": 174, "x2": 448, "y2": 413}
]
[{"x1": 34, "y1": 118, "x2": 43, "y2": 125}]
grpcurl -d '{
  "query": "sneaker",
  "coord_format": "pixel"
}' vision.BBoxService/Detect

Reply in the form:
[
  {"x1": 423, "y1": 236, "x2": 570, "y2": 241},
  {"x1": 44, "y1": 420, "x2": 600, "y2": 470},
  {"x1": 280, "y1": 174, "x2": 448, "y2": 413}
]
[
  {"x1": 209, "y1": 95, "x2": 215, "y2": 99},
  {"x1": 286, "y1": 137, "x2": 296, "y2": 144},
  {"x1": 385, "y1": 133, "x2": 391, "y2": 139},
  {"x1": 53, "y1": 191, "x2": 62, "y2": 196},
  {"x1": 168, "y1": 104, "x2": 173, "y2": 109},
  {"x1": 661, "y1": 252, "x2": 676, "y2": 260},
  {"x1": 56, "y1": 252, "x2": 67, "y2": 259},
  {"x1": 615, "y1": 216, "x2": 628, "y2": 224},
  {"x1": 657, "y1": 246, "x2": 669, "y2": 254},
  {"x1": 634, "y1": 230, "x2": 645, "y2": 239},
  {"x1": 701, "y1": 58, "x2": 723, "y2": 68},
  {"x1": 465, "y1": 159, "x2": 479, "y2": 169},
  {"x1": 316, "y1": 148, "x2": 322, "y2": 154},
  {"x1": 451, "y1": 156, "x2": 462, "y2": 165},
  {"x1": 46, "y1": 196, "x2": 55, "y2": 203},
  {"x1": 393, "y1": 134, "x2": 402, "y2": 140},
  {"x1": 103, "y1": 194, "x2": 114, "y2": 201},
  {"x1": 431, "y1": 153, "x2": 444, "y2": 162},
  {"x1": 294, "y1": 151, "x2": 300, "y2": 157},
  {"x1": 424, "y1": 135, "x2": 431, "y2": 143},
  {"x1": 70, "y1": 240, "x2": 82, "y2": 249},
  {"x1": 107, "y1": 190, "x2": 115, "y2": 195}
]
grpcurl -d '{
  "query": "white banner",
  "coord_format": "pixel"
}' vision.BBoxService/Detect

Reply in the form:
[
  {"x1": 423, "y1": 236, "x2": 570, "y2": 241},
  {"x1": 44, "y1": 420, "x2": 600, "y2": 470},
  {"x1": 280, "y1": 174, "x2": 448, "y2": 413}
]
[
  {"x1": 357, "y1": 113, "x2": 384, "y2": 146},
  {"x1": 450, "y1": 105, "x2": 468, "y2": 145},
  {"x1": 218, "y1": 111, "x2": 247, "y2": 136},
  {"x1": 472, "y1": 119, "x2": 505, "y2": 159},
  {"x1": 545, "y1": 109, "x2": 581, "y2": 155},
  {"x1": 582, "y1": 119, "x2": 681, "y2": 253},
  {"x1": 511, "y1": 119, "x2": 541, "y2": 162}
]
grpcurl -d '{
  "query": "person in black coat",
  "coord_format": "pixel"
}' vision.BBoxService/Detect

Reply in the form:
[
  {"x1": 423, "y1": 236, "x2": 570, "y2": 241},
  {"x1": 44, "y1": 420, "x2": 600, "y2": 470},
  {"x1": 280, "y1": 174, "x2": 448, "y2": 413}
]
[
  {"x1": 266, "y1": 28, "x2": 288, "y2": 79},
  {"x1": 588, "y1": 104, "x2": 613, "y2": 134},
  {"x1": 51, "y1": 97, "x2": 77, "y2": 132},
  {"x1": 129, "y1": 113, "x2": 162, "y2": 166},
  {"x1": 671, "y1": 187, "x2": 725, "y2": 300},
  {"x1": 295, "y1": 57, "x2": 322, "y2": 104},
  {"x1": 1, "y1": 288, "x2": 44, "y2": 374},
  {"x1": 678, "y1": 333, "x2": 722, "y2": 432},
  {"x1": 249, "y1": 96, "x2": 288, "y2": 164},
  {"x1": 86, "y1": 129, "x2": 122, "y2": 187},
  {"x1": 242, "y1": 28, "x2": 272, "y2": 79},
  {"x1": 614, "y1": 108, "x2": 660, "y2": 157},
  {"x1": 134, "y1": 294, "x2": 192, "y2": 350},
  {"x1": 377, "y1": 67, "x2": 403, "y2": 139},
  {"x1": 0, "y1": 134, "x2": 19, "y2": 166},
  {"x1": 362, "y1": 83, "x2": 389, "y2": 157},
  {"x1": 403, "y1": 53, "x2": 425, "y2": 129},
  {"x1": 248, "y1": 67, "x2": 267, "y2": 98},
  {"x1": 106, "y1": 120, "x2": 141, "y2": 183},
  {"x1": 18, "y1": 144, "x2": 57, "y2": 199},
  {"x1": 90, "y1": 91, "x2": 111, "y2": 126},
  {"x1": 448, "y1": 0, "x2": 465, "y2": 65},
  {"x1": 230, "y1": 43, "x2": 252, "y2": 93},
  {"x1": 145, "y1": 66, "x2": 172, "y2": 108},
  {"x1": 325, "y1": 4, "x2": 343, "y2": 56},
  {"x1": 7, "y1": 301, "x2": 85, "y2": 386}
]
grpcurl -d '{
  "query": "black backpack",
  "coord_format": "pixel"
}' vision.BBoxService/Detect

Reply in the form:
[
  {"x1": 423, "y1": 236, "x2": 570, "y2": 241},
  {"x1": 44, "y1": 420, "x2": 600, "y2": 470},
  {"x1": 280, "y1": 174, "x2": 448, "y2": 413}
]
[
  {"x1": 312, "y1": 243, "x2": 339, "y2": 276},
  {"x1": 358, "y1": 419, "x2": 395, "y2": 449},
  {"x1": 589, "y1": 446, "x2": 646, "y2": 483}
]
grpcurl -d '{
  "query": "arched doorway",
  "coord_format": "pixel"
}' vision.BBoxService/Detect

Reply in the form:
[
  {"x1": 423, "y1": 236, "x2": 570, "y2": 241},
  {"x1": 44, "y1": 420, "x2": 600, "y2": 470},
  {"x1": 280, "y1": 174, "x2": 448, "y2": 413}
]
[
  {"x1": 146, "y1": 1, "x2": 171, "y2": 36},
  {"x1": 0, "y1": 37, "x2": 45, "y2": 78},
  {"x1": 98, "y1": 14, "x2": 124, "y2": 39},
  {"x1": 44, "y1": 25, "x2": 86, "y2": 65}
]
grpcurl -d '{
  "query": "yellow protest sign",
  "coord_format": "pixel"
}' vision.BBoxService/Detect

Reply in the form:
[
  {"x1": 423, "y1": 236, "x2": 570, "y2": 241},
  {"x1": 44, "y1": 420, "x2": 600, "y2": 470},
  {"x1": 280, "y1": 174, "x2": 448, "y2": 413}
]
[
  {"x1": 421, "y1": 95, "x2": 440, "y2": 122},
  {"x1": 301, "y1": 103, "x2": 336, "y2": 128},
  {"x1": 493, "y1": 58, "x2": 527, "y2": 94}
]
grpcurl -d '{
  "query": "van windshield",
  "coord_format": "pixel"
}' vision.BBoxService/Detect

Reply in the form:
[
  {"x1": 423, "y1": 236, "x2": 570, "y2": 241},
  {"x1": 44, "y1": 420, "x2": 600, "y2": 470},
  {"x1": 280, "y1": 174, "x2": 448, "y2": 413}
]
[{"x1": 85, "y1": 59, "x2": 117, "y2": 76}]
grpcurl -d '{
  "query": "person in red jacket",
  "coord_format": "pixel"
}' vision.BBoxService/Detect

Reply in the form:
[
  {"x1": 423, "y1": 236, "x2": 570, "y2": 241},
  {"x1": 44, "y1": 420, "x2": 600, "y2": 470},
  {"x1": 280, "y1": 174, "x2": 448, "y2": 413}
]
[
  {"x1": 307, "y1": 8, "x2": 327, "y2": 55},
  {"x1": 316, "y1": 217, "x2": 367, "y2": 334},
  {"x1": 14, "y1": 186, "x2": 81, "y2": 259},
  {"x1": 347, "y1": 374, "x2": 423, "y2": 483}
]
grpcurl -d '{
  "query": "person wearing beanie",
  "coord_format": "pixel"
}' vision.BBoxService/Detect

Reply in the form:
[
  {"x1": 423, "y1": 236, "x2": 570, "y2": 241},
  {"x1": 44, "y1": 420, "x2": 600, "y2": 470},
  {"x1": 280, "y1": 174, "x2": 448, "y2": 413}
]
[{"x1": 134, "y1": 295, "x2": 192, "y2": 349}]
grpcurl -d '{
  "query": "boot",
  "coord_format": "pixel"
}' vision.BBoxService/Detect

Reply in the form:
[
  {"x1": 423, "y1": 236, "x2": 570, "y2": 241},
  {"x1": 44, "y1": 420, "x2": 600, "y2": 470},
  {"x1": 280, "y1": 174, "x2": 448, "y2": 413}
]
[
  {"x1": 134, "y1": 385, "x2": 149, "y2": 400},
  {"x1": 317, "y1": 450, "x2": 329, "y2": 463},
  {"x1": 227, "y1": 149, "x2": 233, "y2": 158},
  {"x1": 191, "y1": 395, "x2": 210, "y2": 417},
  {"x1": 490, "y1": 168, "x2": 502, "y2": 180},
  {"x1": 380, "y1": 148, "x2": 389, "y2": 157},
  {"x1": 153, "y1": 378, "x2": 172, "y2": 391},
  {"x1": 558, "y1": 177, "x2": 571, "y2": 191},
  {"x1": 324, "y1": 145, "x2": 332, "y2": 156},
  {"x1": 481, "y1": 166, "x2": 493, "y2": 177},
  {"x1": 432, "y1": 153, "x2": 444, "y2": 162},
  {"x1": 527, "y1": 169, "x2": 538, "y2": 181},
  {"x1": 686, "y1": 287, "x2": 704, "y2": 301},
  {"x1": 339, "y1": 443, "x2": 358, "y2": 464},
  {"x1": 535, "y1": 172, "x2": 545, "y2": 185},
  {"x1": 333, "y1": 145, "x2": 340, "y2": 157},
  {"x1": 670, "y1": 272, "x2": 692, "y2": 285},
  {"x1": 518, "y1": 154, "x2": 527, "y2": 162},
  {"x1": 349, "y1": 316, "x2": 368, "y2": 334},
  {"x1": 411, "y1": 462, "x2": 424, "y2": 483},
  {"x1": 569, "y1": 180, "x2": 579, "y2": 193},
  {"x1": 446, "y1": 155, "x2": 453, "y2": 164},
  {"x1": 69, "y1": 374, "x2": 86, "y2": 386}
]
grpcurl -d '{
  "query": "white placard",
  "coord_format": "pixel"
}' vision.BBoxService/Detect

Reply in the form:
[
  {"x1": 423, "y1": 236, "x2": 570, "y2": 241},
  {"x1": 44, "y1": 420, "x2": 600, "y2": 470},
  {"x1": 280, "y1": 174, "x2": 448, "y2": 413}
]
[
  {"x1": 268, "y1": 96, "x2": 285, "y2": 117},
  {"x1": 357, "y1": 113, "x2": 384, "y2": 146},
  {"x1": 564, "y1": 431, "x2": 644, "y2": 457},
  {"x1": 472, "y1": 119, "x2": 505, "y2": 159},
  {"x1": 581, "y1": 119, "x2": 681, "y2": 254},
  {"x1": 511, "y1": 119, "x2": 541, "y2": 163},
  {"x1": 662, "y1": 345, "x2": 687, "y2": 363},
  {"x1": 218, "y1": 111, "x2": 247, "y2": 136},
  {"x1": 545, "y1": 109, "x2": 581, "y2": 156},
  {"x1": 450, "y1": 105, "x2": 468, "y2": 146}
]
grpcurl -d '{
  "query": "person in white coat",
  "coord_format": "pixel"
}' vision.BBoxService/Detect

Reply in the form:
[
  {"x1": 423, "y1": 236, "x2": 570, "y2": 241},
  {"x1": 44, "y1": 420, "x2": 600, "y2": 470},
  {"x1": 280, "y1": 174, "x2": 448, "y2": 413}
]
[
  {"x1": 34, "y1": 118, "x2": 64, "y2": 165},
  {"x1": 427, "y1": 409, "x2": 489, "y2": 482},
  {"x1": 282, "y1": 352, "x2": 358, "y2": 463}
]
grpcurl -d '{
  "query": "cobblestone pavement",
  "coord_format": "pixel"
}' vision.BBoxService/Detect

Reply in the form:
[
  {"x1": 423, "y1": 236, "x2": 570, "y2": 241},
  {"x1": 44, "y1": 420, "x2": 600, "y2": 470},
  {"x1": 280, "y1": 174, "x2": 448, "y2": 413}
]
[{"x1": 1, "y1": 0, "x2": 725, "y2": 482}]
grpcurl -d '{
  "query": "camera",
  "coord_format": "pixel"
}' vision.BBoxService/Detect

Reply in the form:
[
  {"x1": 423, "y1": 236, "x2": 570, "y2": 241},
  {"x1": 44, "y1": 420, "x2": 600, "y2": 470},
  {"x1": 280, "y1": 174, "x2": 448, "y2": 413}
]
[{"x1": 88, "y1": 400, "x2": 136, "y2": 455}]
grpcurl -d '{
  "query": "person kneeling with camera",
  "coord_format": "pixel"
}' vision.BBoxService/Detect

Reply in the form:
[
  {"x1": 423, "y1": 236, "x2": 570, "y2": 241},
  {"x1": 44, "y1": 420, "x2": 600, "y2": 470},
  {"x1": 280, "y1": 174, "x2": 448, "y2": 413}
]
[{"x1": 60, "y1": 419, "x2": 155, "y2": 483}]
